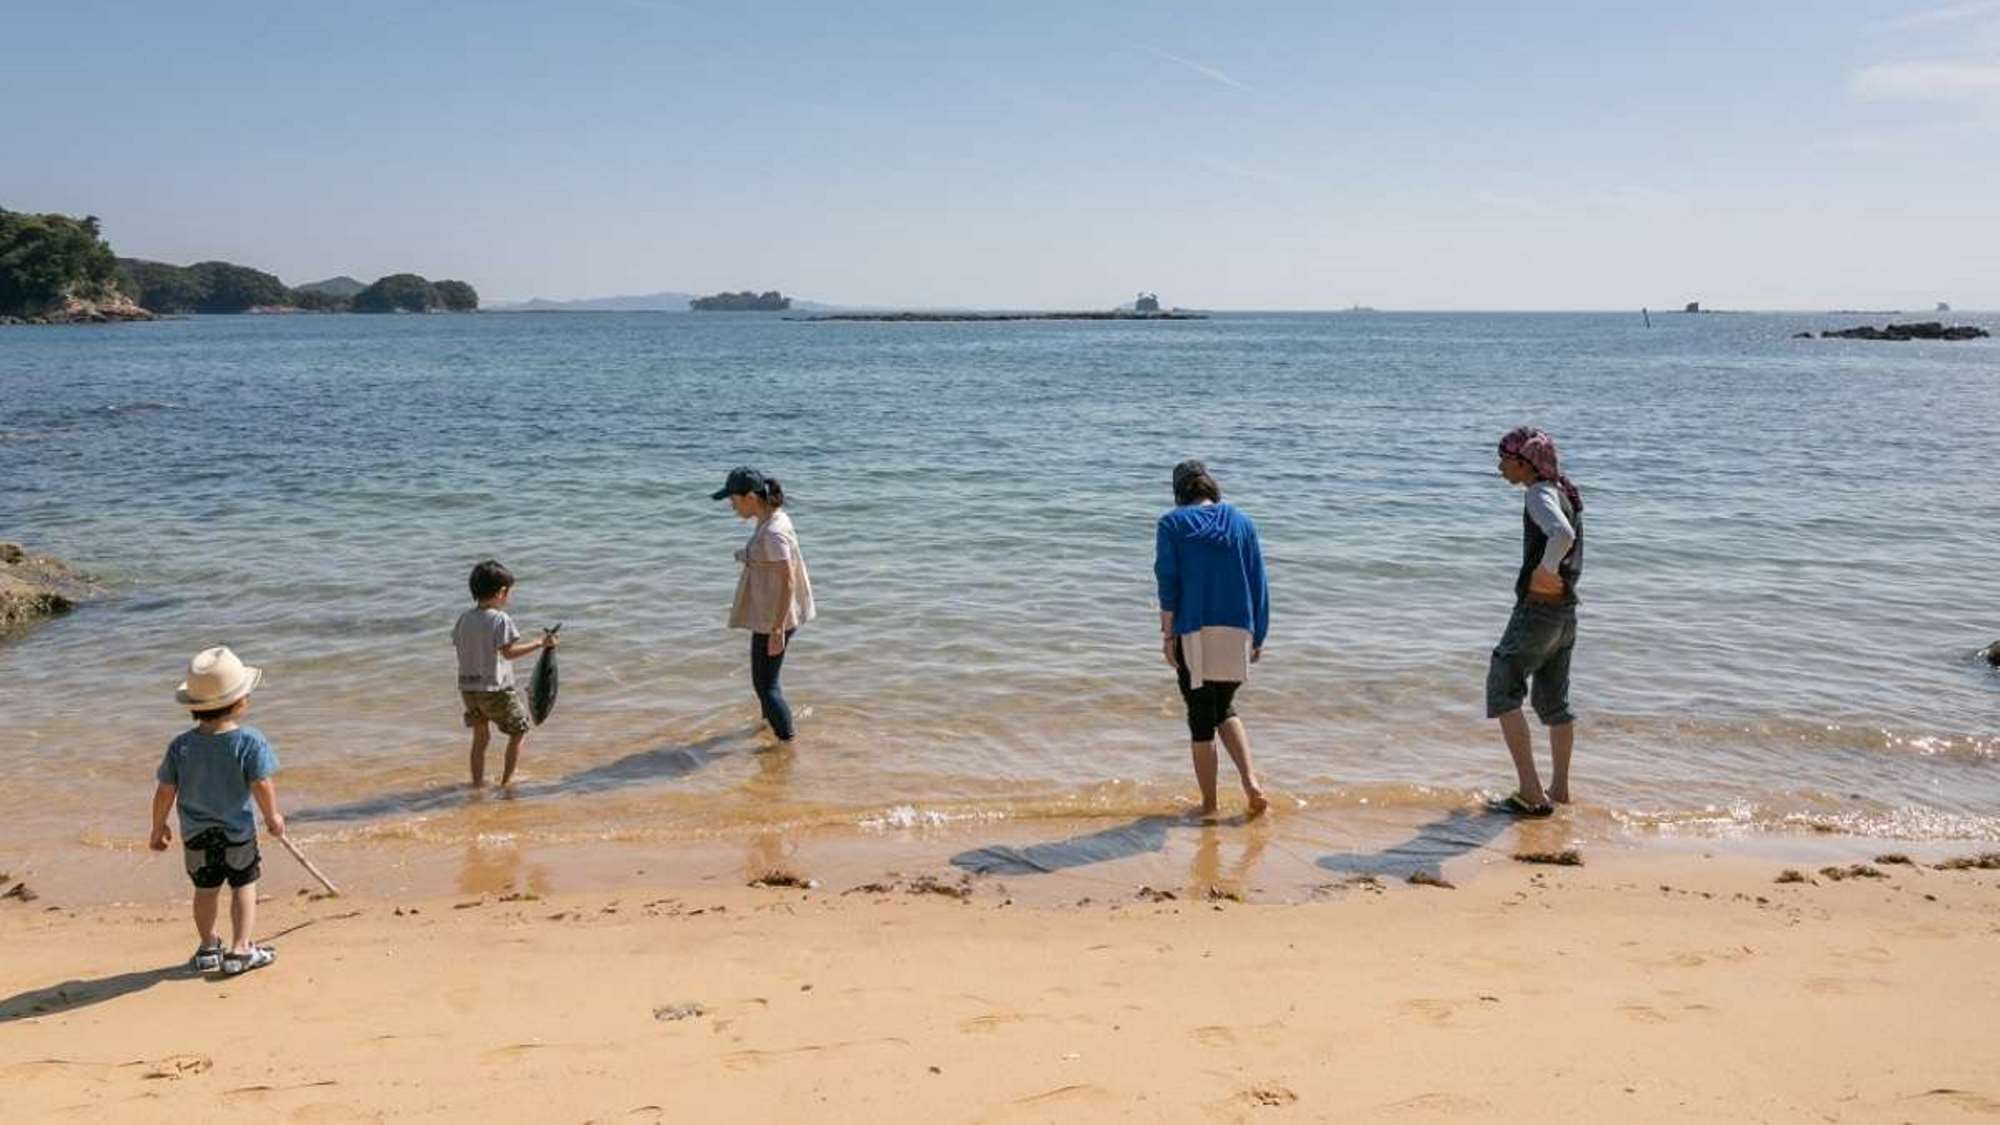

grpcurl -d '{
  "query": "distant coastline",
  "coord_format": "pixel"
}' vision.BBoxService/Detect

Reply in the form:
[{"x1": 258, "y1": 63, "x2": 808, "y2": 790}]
[
  {"x1": 0, "y1": 205, "x2": 479, "y2": 322},
  {"x1": 794, "y1": 310, "x2": 1206, "y2": 322}
]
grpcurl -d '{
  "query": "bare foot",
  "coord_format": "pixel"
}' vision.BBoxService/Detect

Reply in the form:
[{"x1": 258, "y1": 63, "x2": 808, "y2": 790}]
[
  {"x1": 1245, "y1": 791, "x2": 1270, "y2": 818},
  {"x1": 1548, "y1": 785, "x2": 1570, "y2": 805},
  {"x1": 1186, "y1": 803, "x2": 1219, "y2": 822}
]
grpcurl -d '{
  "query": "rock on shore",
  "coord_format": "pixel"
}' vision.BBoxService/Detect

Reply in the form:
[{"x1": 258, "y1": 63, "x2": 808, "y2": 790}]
[
  {"x1": 0, "y1": 543, "x2": 97, "y2": 631},
  {"x1": 0, "y1": 291, "x2": 155, "y2": 326}
]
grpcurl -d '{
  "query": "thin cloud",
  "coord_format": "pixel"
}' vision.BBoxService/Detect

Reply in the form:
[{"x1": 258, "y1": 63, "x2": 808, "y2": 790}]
[
  {"x1": 1194, "y1": 156, "x2": 1300, "y2": 188},
  {"x1": 1140, "y1": 45, "x2": 1256, "y2": 93},
  {"x1": 1880, "y1": 0, "x2": 2000, "y2": 27},
  {"x1": 1852, "y1": 60, "x2": 2000, "y2": 100}
]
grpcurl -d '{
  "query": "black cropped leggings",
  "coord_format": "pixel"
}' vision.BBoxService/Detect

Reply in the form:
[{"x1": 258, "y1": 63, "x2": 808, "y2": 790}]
[{"x1": 1173, "y1": 637, "x2": 1241, "y2": 743}]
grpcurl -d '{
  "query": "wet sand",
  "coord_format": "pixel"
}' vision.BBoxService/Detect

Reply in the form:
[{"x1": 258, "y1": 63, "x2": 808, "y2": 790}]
[{"x1": 5, "y1": 844, "x2": 1998, "y2": 1122}]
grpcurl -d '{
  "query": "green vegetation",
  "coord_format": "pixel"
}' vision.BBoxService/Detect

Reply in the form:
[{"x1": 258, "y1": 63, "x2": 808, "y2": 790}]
[
  {"x1": 352, "y1": 273, "x2": 440, "y2": 313},
  {"x1": 117, "y1": 259, "x2": 206, "y2": 313},
  {"x1": 7, "y1": 206, "x2": 480, "y2": 319},
  {"x1": 295, "y1": 275, "x2": 366, "y2": 299},
  {"x1": 291, "y1": 288, "x2": 352, "y2": 312},
  {"x1": 0, "y1": 208, "x2": 121, "y2": 316},
  {"x1": 432, "y1": 279, "x2": 479, "y2": 312},
  {"x1": 117, "y1": 258, "x2": 291, "y2": 313},
  {"x1": 690, "y1": 290, "x2": 789, "y2": 311}
]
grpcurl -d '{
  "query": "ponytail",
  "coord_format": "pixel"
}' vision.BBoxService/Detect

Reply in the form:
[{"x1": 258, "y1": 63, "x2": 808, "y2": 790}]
[{"x1": 763, "y1": 477, "x2": 785, "y2": 509}]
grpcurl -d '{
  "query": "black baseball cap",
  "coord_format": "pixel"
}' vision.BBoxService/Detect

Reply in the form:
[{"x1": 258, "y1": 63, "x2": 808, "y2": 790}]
[{"x1": 711, "y1": 466, "x2": 768, "y2": 501}]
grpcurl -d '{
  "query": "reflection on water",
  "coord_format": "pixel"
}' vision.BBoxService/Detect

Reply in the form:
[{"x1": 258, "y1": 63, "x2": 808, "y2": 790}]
[
  {"x1": 1188, "y1": 824, "x2": 1268, "y2": 897},
  {"x1": 457, "y1": 839, "x2": 552, "y2": 898}
]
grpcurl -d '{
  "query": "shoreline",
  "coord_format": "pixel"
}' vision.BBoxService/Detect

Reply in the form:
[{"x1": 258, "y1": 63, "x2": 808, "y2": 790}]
[
  {"x1": 6, "y1": 795, "x2": 1995, "y2": 914},
  {"x1": 5, "y1": 848, "x2": 1996, "y2": 1121}
]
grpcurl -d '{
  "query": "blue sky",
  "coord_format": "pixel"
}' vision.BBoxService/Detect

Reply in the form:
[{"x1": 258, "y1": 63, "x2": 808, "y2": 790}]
[{"x1": 3, "y1": 1, "x2": 1995, "y2": 308}]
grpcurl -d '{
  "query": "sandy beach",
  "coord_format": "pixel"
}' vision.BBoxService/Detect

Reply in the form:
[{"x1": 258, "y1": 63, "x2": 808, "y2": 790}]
[{"x1": 5, "y1": 845, "x2": 1997, "y2": 1123}]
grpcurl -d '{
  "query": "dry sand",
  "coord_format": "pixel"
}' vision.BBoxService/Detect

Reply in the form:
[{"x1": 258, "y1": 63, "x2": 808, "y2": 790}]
[{"x1": 4, "y1": 850, "x2": 1999, "y2": 1123}]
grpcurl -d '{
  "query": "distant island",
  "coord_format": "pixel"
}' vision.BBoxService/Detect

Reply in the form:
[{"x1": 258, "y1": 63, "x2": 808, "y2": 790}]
[
  {"x1": 807, "y1": 291, "x2": 1204, "y2": 323},
  {"x1": 0, "y1": 209, "x2": 151, "y2": 323},
  {"x1": 124, "y1": 261, "x2": 478, "y2": 314},
  {"x1": 691, "y1": 290, "x2": 790, "y2": 311},
  {"x1": 0, "y1": 205, "x2": 478, "y2": 323},
  {"x1": 796, "y1": 310, "x2": 1206, "y2": 323}
]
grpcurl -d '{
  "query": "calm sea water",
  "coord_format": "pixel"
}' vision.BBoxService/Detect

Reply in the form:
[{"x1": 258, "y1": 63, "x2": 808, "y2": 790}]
[{"x1": 3, "y1": 311, "x2": 1997, "y2": 862}]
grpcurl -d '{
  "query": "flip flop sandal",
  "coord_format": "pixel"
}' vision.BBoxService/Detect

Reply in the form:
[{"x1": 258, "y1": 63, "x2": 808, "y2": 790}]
[
  {"x1": 222, "y1": 945, "x2": 276, "y2": 975},
  {"x1": 191, "y1": 942, "x2": 224, "y2": 973},
  {"x1": 1487, "y1": 793, "x2": 1555, "y2": 818}
]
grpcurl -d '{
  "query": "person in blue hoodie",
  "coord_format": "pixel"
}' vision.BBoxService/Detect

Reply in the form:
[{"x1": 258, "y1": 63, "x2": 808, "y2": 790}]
[{"x1": 1154, "y1": 460, "x2": 1271, "y2": 818}]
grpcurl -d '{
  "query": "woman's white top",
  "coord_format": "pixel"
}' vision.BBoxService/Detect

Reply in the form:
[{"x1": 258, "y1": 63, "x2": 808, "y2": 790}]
[{"x1": 729, "y1": 510, "x2": 816, "y2": 633}]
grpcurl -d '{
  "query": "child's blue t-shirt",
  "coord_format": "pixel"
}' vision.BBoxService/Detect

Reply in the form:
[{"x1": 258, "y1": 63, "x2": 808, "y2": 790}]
[{"x1": 156, "y1": 727, "x2": 278, "y2": 840}]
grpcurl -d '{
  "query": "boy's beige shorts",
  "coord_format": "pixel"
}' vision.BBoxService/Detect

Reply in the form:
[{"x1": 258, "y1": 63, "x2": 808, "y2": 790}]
[{"x1": 461, "y1": 688, "x2": 531, "y2": 735}]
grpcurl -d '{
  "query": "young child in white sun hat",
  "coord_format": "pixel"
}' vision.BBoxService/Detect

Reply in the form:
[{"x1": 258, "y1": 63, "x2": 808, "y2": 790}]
[{"x1": 148, "y1": 645, "x2": 287, "y2": 975}]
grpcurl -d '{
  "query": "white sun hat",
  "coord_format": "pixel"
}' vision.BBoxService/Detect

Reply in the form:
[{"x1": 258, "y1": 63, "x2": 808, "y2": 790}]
[{"x1": 175, "y1": 645, "x2": 264, "y2": 710}]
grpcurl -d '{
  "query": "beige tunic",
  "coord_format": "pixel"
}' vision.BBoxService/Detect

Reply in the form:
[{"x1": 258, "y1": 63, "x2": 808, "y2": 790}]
[
  {"x1": 729, "y1": 510, "x2": 816, "y2": 633},
  {"x1": 1180, "y1": 625, "x2": 1252, "y2": 688}
]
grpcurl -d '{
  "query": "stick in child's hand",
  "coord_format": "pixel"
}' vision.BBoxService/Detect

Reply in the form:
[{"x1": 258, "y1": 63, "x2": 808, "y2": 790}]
[{"x1": 280, "y1": 835, "x2": 341, "y2": 896}]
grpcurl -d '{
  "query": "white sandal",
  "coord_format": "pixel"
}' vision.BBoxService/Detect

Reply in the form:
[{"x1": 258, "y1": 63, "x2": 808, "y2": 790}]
[
  {"x1": 191, "y1": 941, "x2": 224, "y2": 973},
  {"x1": 222, "y1": 945, "x2": 276, "y2": 975}
]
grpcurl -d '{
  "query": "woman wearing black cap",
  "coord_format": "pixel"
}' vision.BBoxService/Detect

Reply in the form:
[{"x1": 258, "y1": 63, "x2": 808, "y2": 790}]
[{"x1": 714, "y1": 467, "x2": 816, "y2": 741}]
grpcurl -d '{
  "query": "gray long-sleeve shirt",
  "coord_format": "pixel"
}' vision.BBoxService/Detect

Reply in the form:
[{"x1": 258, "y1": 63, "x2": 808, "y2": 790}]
[{"x1": 1525, "y1": 481, "x2": 1577, "y2": 575}]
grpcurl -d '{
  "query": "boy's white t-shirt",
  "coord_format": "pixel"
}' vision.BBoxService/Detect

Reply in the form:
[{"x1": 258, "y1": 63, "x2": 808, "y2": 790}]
[{"x1": 454, "y1": 607, "x2": 520, "y2": 691}]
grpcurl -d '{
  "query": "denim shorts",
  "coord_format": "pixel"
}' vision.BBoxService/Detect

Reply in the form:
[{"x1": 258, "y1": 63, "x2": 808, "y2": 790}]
[{"x1": 1485, "y1": 599, "x2": 1577, "y2": 725}]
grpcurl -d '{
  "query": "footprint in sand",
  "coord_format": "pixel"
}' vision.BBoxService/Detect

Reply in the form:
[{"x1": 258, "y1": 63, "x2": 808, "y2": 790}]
[
  {"x1": 1192, "y1": 1024, "x2": 1238, "y2": 1047},
  {"x1": 1803, "y1": 975, "x2": 1891, "y2": 996},
  {"x1": 1618, "y1": 1002, "x2": 1672, "y2": 1025},
  {"x1": 1380, "y1": 1092, "x2": 1490, "y2": 1115},
  {"x1": 1013, "y1": 1084, "x2": 1102, "y2": 1104},
  {"x1": 1912, "y1": 1089, "x2": 2000, "y2": 1115},
  {"x1": 141, "y1": 1053, "x2": 212, "y2": 1080},
  {"x1": 285, "y1": 1103, "x2": 380, "y2": 1124},
  {"x1": 1240, "y1": 1084, "x2": 1299, "y2": 1107},
  {"x1": 959, "y1": 1012, "x2": 1034, "y2": 1034},
  {"x1": 1397, "y1": 998, "x2": 1476, "y2": 1027},
  {"x1": 720, "y1": 1037, "x2": 910, "y2": 1071}
]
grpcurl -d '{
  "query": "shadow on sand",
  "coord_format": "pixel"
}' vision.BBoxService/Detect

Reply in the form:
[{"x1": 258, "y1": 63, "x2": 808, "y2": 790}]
[
  {"x1": 292, "y1": 730, "x2": 755, "y2": 825},
  {"x1": 949, "y1": 815, "x2": 1188, "y2": 876},
  {"x1": 1315, "y1": 808, "x2": 1513, "y2": 881},
  {"x1": 0, "y1": 963, "x2": 194, "y2": 1023}
]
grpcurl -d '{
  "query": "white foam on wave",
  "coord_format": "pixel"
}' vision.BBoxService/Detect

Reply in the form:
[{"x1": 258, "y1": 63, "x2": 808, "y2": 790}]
[{"x1": 858, "y1": 805, "x2": 1009, "y2": 831}]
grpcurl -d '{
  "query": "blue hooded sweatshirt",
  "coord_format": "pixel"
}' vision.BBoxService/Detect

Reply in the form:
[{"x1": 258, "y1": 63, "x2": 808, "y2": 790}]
[{"x1": 1154, "y1": 502, "x2": 1269, "y2": 648}]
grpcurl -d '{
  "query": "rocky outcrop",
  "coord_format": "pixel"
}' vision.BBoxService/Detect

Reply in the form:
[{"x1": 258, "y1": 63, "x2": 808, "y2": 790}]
[
  {"x1": 1821, "y1": 322, "x2": 1989, "y2": 341},
  {"x1": 0, "y1": 543, "x2": 98, "y2": 631},
  {"x1": 0, "y1": 290, "x2": 155, "y2": 326}
]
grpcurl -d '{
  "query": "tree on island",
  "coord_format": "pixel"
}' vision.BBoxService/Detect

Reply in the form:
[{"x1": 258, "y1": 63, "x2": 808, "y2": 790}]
[
  {"x1": 432, "y1": 279, "x2": 479, "y2": 312},
  {"x1": 188, "y1": 261, "x2": 290, "y2": 313},
  {"x1": 690, "y1": 290, "x2": 790, "y2": 311},
  {"x1": 352, "y1": 273, "x2": 442, "y2": 313},
  {"x1": 118, "y1": 258, "x2": 291, "y2": 313},
  {"x1": 290, "y1": 288, "x2": 352, "y2": 312},
  {"x1": 118, "y1": 259, "x2": 207, "y2": 313},
  {"x1": 0, "y1": 208, "x2": 122, "y2": 316}
]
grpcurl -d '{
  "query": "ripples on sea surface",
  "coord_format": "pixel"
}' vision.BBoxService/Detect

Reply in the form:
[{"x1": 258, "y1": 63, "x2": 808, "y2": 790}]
[{"x1": 2, "y1": 310, "x2": 1997, "y2": 857}]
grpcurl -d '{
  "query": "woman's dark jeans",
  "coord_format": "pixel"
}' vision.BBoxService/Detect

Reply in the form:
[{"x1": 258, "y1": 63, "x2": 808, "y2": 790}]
[{"x1": 751, "y1": 630, "x2": 798, "y2": 740}]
